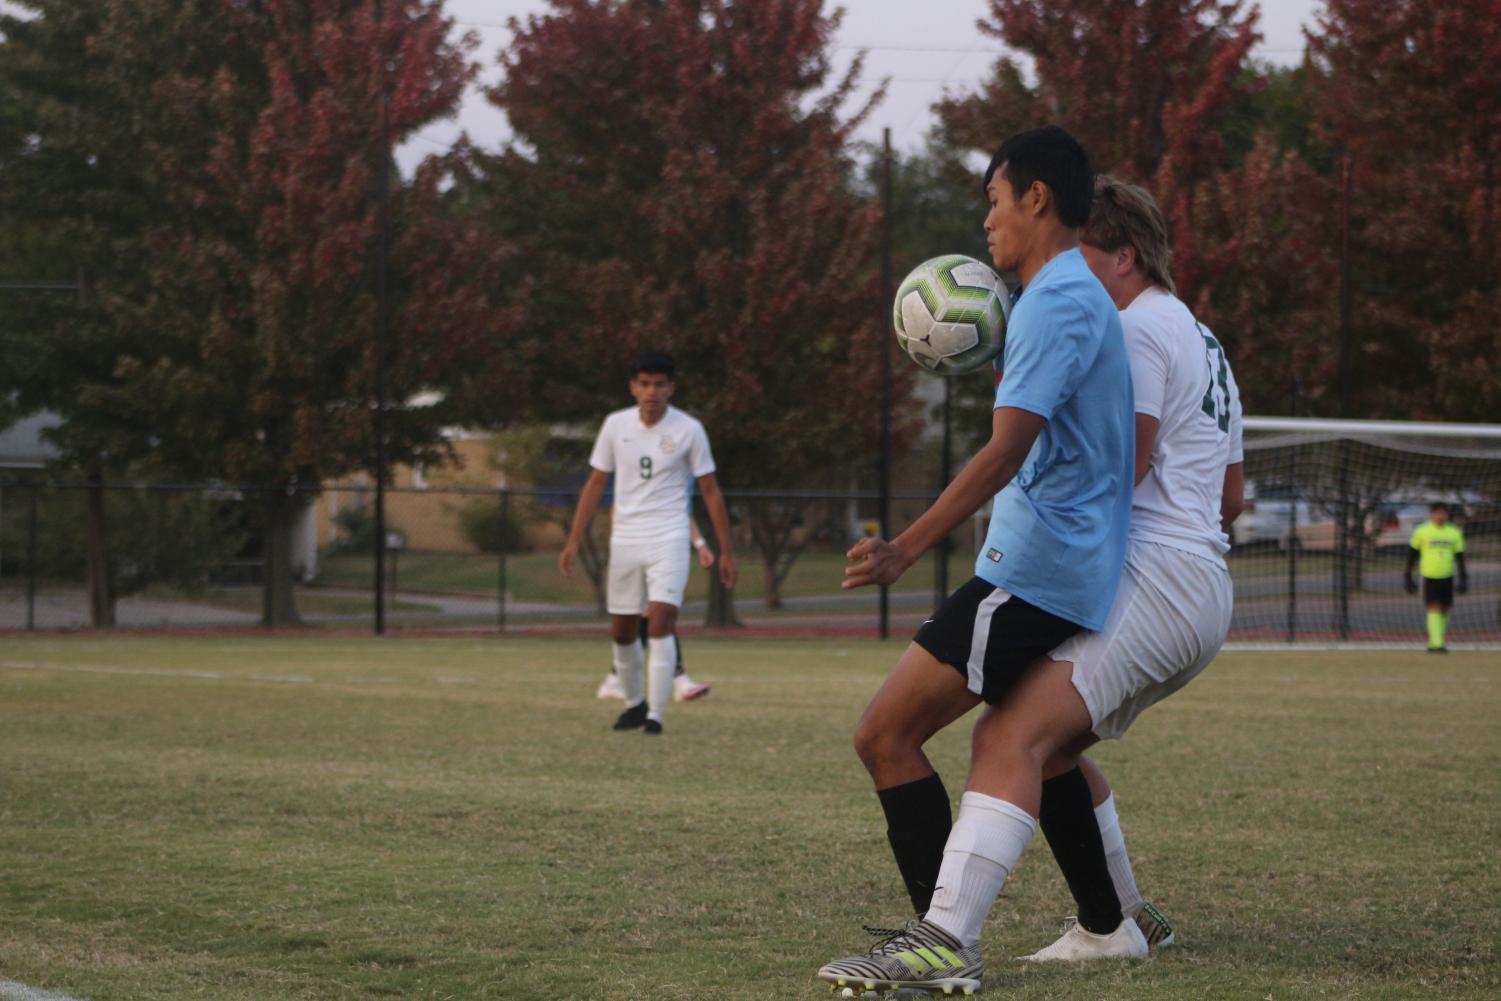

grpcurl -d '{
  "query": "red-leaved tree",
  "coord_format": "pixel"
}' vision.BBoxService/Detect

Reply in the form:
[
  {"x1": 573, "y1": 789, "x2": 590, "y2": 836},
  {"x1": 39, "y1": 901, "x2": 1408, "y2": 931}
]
[
  {"x1": 478, "y1": 0, "x2": 914, "y2": 616},
  {"x1": 1308, "y1": 0, "x2": 1501, "y2": 419},
  {"x1": 936, "y1": 0, "x2": 1260, "y2": 301}
]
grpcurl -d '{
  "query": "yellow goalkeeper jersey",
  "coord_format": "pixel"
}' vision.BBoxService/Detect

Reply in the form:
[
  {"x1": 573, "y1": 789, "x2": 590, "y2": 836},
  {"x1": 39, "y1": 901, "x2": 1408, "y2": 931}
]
[{"x1": 1410, "y1": 521, "x2": 1465, "y2": 579}]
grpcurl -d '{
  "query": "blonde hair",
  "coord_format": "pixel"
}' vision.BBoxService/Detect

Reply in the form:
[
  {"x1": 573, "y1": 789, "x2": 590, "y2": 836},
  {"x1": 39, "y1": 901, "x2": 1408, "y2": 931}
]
[{"x1": 1081, "y1": 176, "x2": 1176, "y2": 294}]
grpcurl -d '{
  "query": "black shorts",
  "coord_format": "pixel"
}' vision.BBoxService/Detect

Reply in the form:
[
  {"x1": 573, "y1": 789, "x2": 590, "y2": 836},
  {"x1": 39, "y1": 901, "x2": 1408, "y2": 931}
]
[
  {"x1": 1423, "y1": 577, "x2": 1454, "y2": 607},
  {"x1": 914, "y1": 576, "x2": 1084, "y2": 705}
]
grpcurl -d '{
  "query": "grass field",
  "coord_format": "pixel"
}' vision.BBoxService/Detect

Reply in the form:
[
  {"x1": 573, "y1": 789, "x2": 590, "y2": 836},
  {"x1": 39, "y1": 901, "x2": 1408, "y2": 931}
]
[{"x1": 1, "y1": 636, "x2": 1498, "y2": 1001}]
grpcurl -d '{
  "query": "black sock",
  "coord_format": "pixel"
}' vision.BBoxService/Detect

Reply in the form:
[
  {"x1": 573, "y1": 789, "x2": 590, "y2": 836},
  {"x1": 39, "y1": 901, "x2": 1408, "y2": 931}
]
[
  {"x1": 877, "y1": 774, "x2": 952, "y2": 916},
  {"x1": 1039, "y1": 767, "x2": 1122, "y2": 934}
]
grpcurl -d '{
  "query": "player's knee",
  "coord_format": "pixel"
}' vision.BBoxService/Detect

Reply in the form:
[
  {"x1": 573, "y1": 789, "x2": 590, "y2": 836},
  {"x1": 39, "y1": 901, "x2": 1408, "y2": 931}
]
[
  {"x1": 971, "y1": 719, "x2": 1046, "y2": 772},
  {"x1": 852, "y1": 718, "x2": 904, "y2": 771}
]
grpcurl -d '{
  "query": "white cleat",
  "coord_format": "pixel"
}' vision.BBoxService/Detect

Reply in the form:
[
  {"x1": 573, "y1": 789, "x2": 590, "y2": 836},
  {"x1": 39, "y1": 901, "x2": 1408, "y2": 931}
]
[
  {"x1": 595, "y1": 672, "x2": 625, "y2": 700},
  {"x1": 673, "y1": 673, "x2": 711, "y2": 701},
  {"x1": 1019, "y1": 917, "x2": 1148, "y2": 962},
  {"x1": 1056, "y1": 900, "x2": 1175, "y2": 950}
]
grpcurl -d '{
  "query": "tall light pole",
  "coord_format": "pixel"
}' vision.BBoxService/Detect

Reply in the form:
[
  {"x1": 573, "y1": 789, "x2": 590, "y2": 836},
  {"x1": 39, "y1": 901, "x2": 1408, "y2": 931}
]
[
  {"x1": 372, "y1": 0, "x2": 391, "y2": 636},
  {"x1": 878, "y1": 128, "x2": 893, "y2": 640}
]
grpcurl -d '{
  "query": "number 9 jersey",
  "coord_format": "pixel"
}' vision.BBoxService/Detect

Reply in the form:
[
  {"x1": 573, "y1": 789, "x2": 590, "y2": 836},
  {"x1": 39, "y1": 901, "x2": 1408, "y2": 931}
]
[{"x1": 587, "y1": 405, "x2": 717, "y2": 546}]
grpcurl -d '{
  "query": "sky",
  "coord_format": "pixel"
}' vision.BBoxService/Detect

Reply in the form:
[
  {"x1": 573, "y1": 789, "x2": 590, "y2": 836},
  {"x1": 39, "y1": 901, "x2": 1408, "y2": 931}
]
[{"x1": 397, "y1": 0, "x2": 1323, "y2": 173}]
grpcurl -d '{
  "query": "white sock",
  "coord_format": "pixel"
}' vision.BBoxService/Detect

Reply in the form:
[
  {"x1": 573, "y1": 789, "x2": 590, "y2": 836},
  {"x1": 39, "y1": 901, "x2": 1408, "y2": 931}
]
[
  {"x1": 924, "y1": 791, "x2": 1037, "y2": 946},
  {"x1": 646, "y1": 635, "x2": 677, "y2": 722},
  {"x1": 612, "y1": 640, "x2": 644, "y2": 707},
  {"x1": 1095, "y1": 794, "x2": 1142, "y2": 914}
]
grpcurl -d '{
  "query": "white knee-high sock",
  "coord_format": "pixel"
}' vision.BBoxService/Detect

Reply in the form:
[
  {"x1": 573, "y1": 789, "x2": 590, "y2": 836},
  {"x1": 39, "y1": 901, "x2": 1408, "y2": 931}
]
[
  {"x1": 1095, "y1": 794, "x2": 1142, "y2": 914},
  {"x1": 924, "y1": 791, "x2": 1037, "y2": 946},
  {"x1": 613, "y1": 640, "x2": 644, "y2": 706},
  {"x1": 646, "y1": 635, "x2": 677, "y2": 722}
]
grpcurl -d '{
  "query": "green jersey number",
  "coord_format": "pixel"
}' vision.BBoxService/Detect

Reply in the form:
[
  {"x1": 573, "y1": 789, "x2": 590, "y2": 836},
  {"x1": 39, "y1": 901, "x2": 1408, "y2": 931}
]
[
  {"x1": 639, "y1": 456, "x2": 654, "y2": 480},
  {"x1": 1199, "y1": 330, "x2": 1231, "y2": 434}
]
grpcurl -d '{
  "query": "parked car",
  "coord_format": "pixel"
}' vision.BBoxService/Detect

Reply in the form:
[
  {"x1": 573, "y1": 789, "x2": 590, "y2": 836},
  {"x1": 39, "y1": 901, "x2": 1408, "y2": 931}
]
[
  {"x1": 1232, "y1": 482, "x2": 1315, "y2": 549},
  {"x1": 1371, "y1": 502, "x2": 1430, "y2": 548}
]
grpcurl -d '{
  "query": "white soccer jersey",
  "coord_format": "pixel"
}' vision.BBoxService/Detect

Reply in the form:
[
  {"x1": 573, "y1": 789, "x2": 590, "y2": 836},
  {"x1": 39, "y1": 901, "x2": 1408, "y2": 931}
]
[
  {"x1": 588, "y1": 405, "x2": 716, "y2": 545},
  {"x1": 1121, "y1": 286, "x2": 1244, "y2": 565}
]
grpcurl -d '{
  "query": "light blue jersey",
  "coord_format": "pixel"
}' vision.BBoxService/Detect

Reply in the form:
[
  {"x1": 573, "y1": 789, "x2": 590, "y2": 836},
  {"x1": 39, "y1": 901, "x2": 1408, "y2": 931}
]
[{"x1": 975, "y1": 248, "x2": 1133, "y2": 631}]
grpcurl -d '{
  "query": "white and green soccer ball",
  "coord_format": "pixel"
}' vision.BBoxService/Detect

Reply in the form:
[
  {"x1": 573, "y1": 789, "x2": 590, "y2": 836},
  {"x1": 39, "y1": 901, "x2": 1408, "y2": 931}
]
[{"x1": 892, "y1": 254, "x2": 1010, "y2": 375}]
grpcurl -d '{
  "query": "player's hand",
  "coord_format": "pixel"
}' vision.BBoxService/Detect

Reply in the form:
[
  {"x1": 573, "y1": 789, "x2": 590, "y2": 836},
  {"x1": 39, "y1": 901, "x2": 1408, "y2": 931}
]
[
  {"x1": 1457, "y1": 578, "x2": 1469, "y2": 595},
  {"x1": 1403, "y1": 574, "x2": 1417, "y2": 595},
  {"x1": 559, "y1": 543, "x2": 577, "y2": 578},
  {"x1": 695, "y1": 542, "x2": 715, "y2": 569},
  {"x1": 843, "y1": 537, "x2": 912, "y2": 589},
  {"x1": 717, "y1": 551, "x2": 738, "y2": 589}
]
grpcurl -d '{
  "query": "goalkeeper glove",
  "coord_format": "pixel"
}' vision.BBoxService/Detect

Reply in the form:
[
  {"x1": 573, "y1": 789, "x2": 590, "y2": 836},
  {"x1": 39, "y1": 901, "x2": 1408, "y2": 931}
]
[
  {"x1": 1457, "y1": 577, "x2": 1469, "y2": 595},
  {"x1": 1403, "y1": 573, "x2": 1417, "y2": 595}
]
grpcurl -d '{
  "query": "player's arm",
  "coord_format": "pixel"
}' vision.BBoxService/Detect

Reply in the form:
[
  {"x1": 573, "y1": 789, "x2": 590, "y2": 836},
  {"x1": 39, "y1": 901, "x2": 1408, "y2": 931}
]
[
  {"x1": 696, "y1": 472, "x2": 737, "y2": 588},
  {"x1": 1221, "y1": 462, "x2": 1245, "y2": 531},
  {"x1": 1134, "y1": 414, "x2": 1160, "y2": 485},
  {"x1": 843, "y1": 406, "x2": 1044, "y2": 589},
  {"x1": 1455, "y1": 550, "x2": 1468, "y2": 594},
  {"x1": 690, "y1": 511, "x2": 714, "y2": 568},
  {"x1": 559, "y1": 468, "x2": 609, "y2": 577}
]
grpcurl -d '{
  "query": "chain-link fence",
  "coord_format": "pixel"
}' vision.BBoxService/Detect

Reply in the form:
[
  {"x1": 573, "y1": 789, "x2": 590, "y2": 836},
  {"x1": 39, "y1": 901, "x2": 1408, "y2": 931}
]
[
  {"x1": 0, "y1": 482, "x2": 970, "y2": 635},
  {"x1": 2, "y1": 478, "x2": 1497, "y2": 642}
]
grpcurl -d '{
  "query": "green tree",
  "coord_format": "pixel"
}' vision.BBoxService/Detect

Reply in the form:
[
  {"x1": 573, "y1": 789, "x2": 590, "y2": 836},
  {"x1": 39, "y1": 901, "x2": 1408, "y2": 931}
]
[
  {"x1": 862, "y1": 143, "x2": 1002, "y2": 461},
  {"x1": 1, "y1": 0, "x2": 522, "y2": 625}
]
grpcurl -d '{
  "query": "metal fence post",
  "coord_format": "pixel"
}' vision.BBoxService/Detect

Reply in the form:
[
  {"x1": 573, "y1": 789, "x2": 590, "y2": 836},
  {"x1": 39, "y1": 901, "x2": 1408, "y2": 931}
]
[
  {"x1": 1336, "y1": 439, "x2": 1352, "y2": 640},
  {"x1": 27, "y1": 484, "x2": 38, "y2": 630},
  {"x1": 1286, "y1": 448, "x2": 1298, "y2": 643},
  {"x1": 498, "y1": 489, "x2": 509, "y2": 633}
]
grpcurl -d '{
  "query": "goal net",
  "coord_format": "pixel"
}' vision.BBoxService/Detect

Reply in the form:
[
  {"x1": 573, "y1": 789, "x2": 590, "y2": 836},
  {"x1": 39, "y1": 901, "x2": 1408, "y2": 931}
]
[{"x1": 1231, "y1": 417, "x2": 1501, "y2": 646}]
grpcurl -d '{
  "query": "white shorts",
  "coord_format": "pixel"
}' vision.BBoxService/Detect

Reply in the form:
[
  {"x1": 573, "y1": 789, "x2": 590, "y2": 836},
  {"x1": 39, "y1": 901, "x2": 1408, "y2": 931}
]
[
  {"x1": 606, "y1": 540, "x2": 691, "y2": 615},
  {"x1": 1051, "y1": 540, "x2": 1232, "y2": 741}
]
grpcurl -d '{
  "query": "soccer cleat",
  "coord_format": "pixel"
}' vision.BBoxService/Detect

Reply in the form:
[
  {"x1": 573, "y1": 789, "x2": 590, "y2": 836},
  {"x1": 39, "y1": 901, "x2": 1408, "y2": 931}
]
[
  {"x1": 1131, "y1": 901, "x2": 1175, "y2": 948},
  {"x1": 673, "y1": 673, "x2": 711, "y2": 701},
  {"x1": 612, "y1": 702, "x2": 648, "y2": 731},
  {"x1": 1427, "y1": 646, "x2": 1448, "y2": 654},
  {"x1": 1055, "y1": 899, "x2": 1175, "y2": 951},
  {"x1": 643, "y1": 719, "x2": 663, "y2": 735},
  {"x1": 596, "y1": 672, "x2": 626, "y2": 699},
  {"x1": 818, "y1": 919, "x2": 981, "y2": 996},
  {"x1": 1019, "y1": 915, "x2": 1147, "y2": 962}
]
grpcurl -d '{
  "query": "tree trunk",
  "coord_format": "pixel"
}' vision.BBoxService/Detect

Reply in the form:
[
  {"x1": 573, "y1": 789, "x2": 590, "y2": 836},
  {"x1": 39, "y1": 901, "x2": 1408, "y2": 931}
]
[
  {"x1": 697, "y1": 496, "x2": 741, "y2": 627},
  {"x1": 704, "y1": 564, "x2": 741, "y2": 628},
  {"x1": 261, "y1": 497, "x2": 304, "y2": 627},
  {"x1": 763, "y1": 556, "x2": 782, "y2": 611},
  {"x1": 85, "y1": 469, "x2": 116, "y2": 628}
]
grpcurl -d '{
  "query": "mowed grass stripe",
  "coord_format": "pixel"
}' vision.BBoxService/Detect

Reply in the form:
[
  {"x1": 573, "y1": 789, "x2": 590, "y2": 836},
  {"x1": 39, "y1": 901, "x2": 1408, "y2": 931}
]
[{"x1": 0, "y1": 636, "x2": 1497, "y2": 1001}]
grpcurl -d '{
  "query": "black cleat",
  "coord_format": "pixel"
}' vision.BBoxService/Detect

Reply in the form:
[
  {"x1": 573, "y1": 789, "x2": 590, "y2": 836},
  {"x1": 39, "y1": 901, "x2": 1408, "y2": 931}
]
[
  {"x1": 613, "y1": 703, "x2": 648, "y2": 730},
  {"x1": 643, "y1": 719, "x2": 663, "y2": 735},
  {"x1": 1427, "y1": 646, "x2": 1449, "y2": 654}
]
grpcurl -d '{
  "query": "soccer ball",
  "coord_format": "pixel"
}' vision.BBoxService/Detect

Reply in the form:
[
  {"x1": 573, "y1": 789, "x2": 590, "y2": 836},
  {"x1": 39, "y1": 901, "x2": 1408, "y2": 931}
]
[{"x1": 892, "y1": 254, "x2": 1010, "y2": 375}]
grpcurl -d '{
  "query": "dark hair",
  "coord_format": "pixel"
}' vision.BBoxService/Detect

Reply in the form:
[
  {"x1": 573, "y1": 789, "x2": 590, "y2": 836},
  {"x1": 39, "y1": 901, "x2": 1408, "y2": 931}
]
[
  {"x1": 982, "y1": 126, "x2": 1094, "y2": 228},
  {"x1": 1430, "y1": 501, "x2": 1450, "y2": 514},
  {"x1": 631, "y1": 351, "x2": 675, "y2": 379}
]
